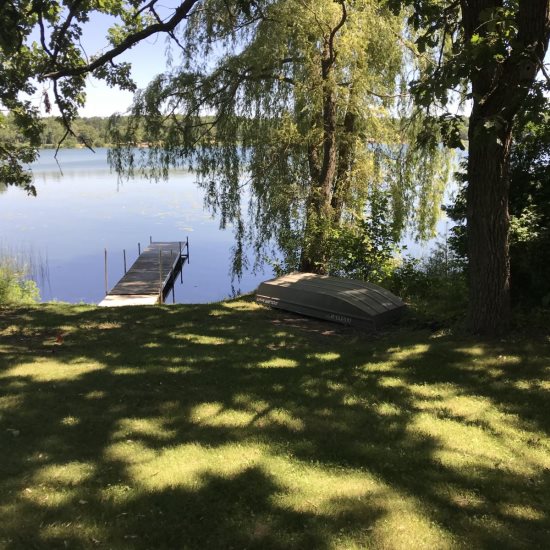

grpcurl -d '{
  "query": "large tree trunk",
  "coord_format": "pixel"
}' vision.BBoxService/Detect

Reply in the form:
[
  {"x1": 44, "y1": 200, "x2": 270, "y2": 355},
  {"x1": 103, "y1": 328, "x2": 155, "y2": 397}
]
[
  {"x1": 299, "y1": 86, "x2": 337, "y2": 273},
  {"x1": 299, "y1": 11, "x2": 347, "y2": 273},
  {"x1": 461, "y1": 0, "x2": 550, "y2": 335},
  {"x1": 466, "y1": 116, "x2": 512, "y2": 334},
  {"x1": 299, "y1": 128, "x2": 336, "y2": 273},
  {"x1": 331, "y1": 104, "x2": 356, "y2": 222}
]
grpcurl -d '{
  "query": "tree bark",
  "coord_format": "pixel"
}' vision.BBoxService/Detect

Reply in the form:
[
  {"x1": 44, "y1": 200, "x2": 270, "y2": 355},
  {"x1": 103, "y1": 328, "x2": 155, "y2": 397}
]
[
  {"x1": 299, "y1": 82, "x2": 338, "y2": 273},
  {"x1": 461, "y1": 0, "x2": 550, "y2": 335},
  {"x1": 331, "y1": 102, "x2": 356, "y2": 222},
  {"x1": 466, "y1": 117, "x2": 512, "y2": 334},
  {"x1": 300, "y1": 5, "x2": 347, "y2": 273}
]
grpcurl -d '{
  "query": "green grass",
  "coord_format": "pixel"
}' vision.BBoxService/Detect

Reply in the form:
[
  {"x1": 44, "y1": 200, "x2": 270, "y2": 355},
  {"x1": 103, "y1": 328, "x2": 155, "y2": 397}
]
[{"x1": 0, "y1": 299, "x2": 549, "y2": 549}]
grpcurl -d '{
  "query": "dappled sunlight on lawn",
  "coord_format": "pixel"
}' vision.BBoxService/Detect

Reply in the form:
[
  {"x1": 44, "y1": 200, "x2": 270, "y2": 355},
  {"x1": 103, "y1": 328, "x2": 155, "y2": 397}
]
[
  {"x1": 113, "y1": 417, "x2": 178, "y2": 442},
  {"x1": 174, "y1": 333, "x2": 231, "y2": 346},
  {"x1": 2, "y1": 358, "x2": 105, "y2": 381},
  {"x1": 258, "y1": 357, "x2": 300, "y2": 368},
  {"x1": 0, "y1": 299, "x2": 549, "y2": 548}
]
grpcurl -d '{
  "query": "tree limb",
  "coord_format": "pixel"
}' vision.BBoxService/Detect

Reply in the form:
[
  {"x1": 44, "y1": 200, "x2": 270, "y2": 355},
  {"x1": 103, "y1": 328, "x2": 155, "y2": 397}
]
[
  {"x1": 52, "y1": 0, "x2": 83, "y2": 60},
  {"x1": 328, "y1": 0, "x2": 347, "y2": 64},
  {"x1": 37, "y1": 13, "x2": 53, "y2": 58},
  {"x1": 43, "y1": 0, "x2": 199, "y2": 80},
  {"x1": 539, "y1": 60, "x2": 550, "y2": 86}
]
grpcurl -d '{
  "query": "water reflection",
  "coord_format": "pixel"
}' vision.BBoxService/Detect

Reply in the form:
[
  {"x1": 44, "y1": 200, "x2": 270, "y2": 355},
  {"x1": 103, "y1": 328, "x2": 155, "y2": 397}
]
[{"x1": 0, "y1": 148, "x2": 272, "y2": 304}]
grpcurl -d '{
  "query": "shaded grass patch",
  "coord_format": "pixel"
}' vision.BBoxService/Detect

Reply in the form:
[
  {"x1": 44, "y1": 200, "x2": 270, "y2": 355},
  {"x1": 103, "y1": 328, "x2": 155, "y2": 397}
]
[{"x1": 0, "y1": 299, "x2": 549, "y2": 549}]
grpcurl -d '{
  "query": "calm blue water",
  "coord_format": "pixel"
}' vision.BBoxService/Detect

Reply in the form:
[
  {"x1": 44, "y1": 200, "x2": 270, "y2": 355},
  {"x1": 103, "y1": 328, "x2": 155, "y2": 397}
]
[{"x1": 0, "y1": 148, "x2": 273, "y2": 304}]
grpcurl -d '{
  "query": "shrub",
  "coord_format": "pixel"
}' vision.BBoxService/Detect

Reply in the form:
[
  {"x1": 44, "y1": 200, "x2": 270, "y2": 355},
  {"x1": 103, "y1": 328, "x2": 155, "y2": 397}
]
[
  {"x1": 0, "y1": 256, "x2": 40, "y2": 305},
  {"x1": 388, "y1": 240, "x2": 467, "y2": 323}
]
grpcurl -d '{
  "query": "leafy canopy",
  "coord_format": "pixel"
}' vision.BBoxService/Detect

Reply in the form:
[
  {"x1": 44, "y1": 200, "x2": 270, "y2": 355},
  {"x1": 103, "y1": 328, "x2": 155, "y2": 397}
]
[
  {"x1": 0, "y1": 0, "x2": 199, "y2": 194},
  {"x1": 110, "y1": 0, "x2": 451, "y2": 275}
]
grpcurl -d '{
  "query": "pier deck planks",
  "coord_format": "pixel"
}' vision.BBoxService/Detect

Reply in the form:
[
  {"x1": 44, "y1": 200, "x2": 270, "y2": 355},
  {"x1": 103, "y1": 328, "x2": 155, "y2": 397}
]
[{"x1": 99, "y1": 242, "x2": 187, "y2": 307}]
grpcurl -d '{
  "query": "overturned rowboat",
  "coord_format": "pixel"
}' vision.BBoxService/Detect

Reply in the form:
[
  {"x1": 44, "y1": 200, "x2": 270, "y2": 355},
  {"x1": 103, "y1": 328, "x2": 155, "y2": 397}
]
[{"x1": 256, "y1": 272, "x2": 405, "y2": 329}]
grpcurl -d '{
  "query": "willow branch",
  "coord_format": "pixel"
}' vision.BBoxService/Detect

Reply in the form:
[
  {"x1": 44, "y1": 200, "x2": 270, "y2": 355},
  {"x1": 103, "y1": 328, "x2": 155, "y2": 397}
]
[{"x1": 52, "y1": 80, "x2": 95, "y2": 155}]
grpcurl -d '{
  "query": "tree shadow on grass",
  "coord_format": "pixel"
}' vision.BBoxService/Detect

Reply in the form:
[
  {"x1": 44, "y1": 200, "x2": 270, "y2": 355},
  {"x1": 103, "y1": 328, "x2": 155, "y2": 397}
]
[
  {"x1": 0, "y1": 301, "x2": 549, "y2": 548},
  {"x1": 5, "y1": 464, "x2": 383, "y2": 550}
]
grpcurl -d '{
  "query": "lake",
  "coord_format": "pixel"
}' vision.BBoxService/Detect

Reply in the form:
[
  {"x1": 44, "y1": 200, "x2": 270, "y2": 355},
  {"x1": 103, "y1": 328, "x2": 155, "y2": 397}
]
[{"x1": 0, "y1": 148, "x2": 273, "y2": 304}]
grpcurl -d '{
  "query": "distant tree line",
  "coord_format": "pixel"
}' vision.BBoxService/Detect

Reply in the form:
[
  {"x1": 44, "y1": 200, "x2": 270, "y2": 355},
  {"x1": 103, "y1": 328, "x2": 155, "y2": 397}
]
[
  {"x1": 0, "y1": 114, "x2": 221, "y2": 150},
  {"x1": 0, "y1": 115, "x2": 113, "y2": 149}
]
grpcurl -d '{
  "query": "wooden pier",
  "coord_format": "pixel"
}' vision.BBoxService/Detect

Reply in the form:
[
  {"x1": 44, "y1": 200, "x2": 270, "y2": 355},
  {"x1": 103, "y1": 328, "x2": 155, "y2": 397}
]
[{"x1": 99, "y1": 240, "x2": 189, "y2": 307}]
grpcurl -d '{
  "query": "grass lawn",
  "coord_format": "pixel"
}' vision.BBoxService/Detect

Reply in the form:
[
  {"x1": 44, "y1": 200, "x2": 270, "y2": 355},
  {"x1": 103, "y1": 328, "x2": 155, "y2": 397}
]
[{"x1": 1, "y1": 299, "x2": 549, "y2": 549}]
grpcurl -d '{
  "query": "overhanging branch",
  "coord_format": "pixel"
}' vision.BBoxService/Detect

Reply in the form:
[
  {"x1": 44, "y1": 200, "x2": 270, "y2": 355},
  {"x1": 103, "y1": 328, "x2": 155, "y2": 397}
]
[{"x1": 43, "y1": 0, "x2": 199, "y2": 80}]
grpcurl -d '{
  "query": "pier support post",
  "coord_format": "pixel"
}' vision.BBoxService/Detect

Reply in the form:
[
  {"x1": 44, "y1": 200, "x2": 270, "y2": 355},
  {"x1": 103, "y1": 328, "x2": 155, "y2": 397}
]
[
  {"x1": 104, "y1": 248, "x2": 108, "y2": 295},
  {"x1": 179, "y1": 242, "x2": 183, "y2": 283},
  {"x1": 159, "y1": 249, "x2": 162, "y2": 303}
]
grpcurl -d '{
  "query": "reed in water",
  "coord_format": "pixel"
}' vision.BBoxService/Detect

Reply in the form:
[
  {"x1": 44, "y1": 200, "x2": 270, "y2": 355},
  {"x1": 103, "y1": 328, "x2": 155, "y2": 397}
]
[{"x1": 0, "y1": 244, "x2": 49, "y2": 304}]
